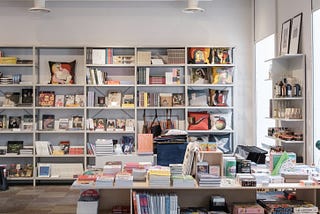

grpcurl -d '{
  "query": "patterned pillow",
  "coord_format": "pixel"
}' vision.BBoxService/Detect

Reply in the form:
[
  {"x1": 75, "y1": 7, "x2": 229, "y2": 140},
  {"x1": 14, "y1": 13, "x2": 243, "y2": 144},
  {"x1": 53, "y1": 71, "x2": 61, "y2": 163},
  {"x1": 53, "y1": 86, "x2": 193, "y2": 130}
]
[{"x1": 49, "y1": 60, "x2": 76, "y2": 84}]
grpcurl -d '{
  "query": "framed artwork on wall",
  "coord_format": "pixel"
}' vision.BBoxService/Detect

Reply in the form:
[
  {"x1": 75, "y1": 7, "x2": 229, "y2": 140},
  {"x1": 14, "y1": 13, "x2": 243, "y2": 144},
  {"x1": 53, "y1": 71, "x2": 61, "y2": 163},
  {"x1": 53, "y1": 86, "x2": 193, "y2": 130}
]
[
  {"x1": 289, "y1": 13, "x2": 303, "y2": 54},
  {"x1": 280, "y1": 19, "x2": 291, "y2": 55}
]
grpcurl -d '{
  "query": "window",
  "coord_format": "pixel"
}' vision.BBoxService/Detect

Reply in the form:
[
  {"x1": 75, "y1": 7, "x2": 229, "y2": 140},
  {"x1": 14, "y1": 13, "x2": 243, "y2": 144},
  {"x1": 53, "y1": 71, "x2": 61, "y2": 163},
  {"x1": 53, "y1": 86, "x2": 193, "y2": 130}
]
[{"x1": 255, "y1": 34, "x2": 275, "y2": 149}]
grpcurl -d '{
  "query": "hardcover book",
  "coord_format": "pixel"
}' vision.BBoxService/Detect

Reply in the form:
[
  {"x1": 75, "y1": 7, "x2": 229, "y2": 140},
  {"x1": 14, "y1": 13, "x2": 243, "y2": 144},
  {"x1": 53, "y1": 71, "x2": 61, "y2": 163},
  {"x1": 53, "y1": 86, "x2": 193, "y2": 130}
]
[
  {"x1": 72, "y1": 115, "x2": 83, "y2": 129},
  {"x1": 4, "y1": 92, "x2": 20, "y2": 107},
  {"x1": 0, "y1": 114, "x2": 7, "y2": 129},
  {"x1": 122, "y1": 94, "x2": 134, "y2": 107},
  {"x1": 42, "y1": 114, "x2": 55, "y2": 130},
  {"x1": 125, "y1": 119, "x2": 135, "y2": 132},
  {"x1": 21, "y1": 89, "x2": 33, "y2": 104},
  {"x1": 107, "y1": 91, "x2": 121, "y2": 107},
  {"x1": 75, "y1": 94, "x2": 85, "y2": 107},
  {"x1": 8, "y1": 116, "x2": 21, "y2": 129},
  {"x1": 39, "y1": 91, "x2": 55, "y2": 107},
  {"x1": 22, "y1": 115, "x2": 33, "y2": 131},
  {"x1": 55, "y1": 95, "x2": 65, "y2": 107},
  {"x1": 7, "y1": 141, "x2": 23, "y2": 154},
  {"x1": 58, "y1": 118, "x2": 69, "y2": 130},
  {"x1": 65, "y1": 95, "x2": 75, "y2": 107},
  {"x1": 190, "y1": 68, "x2": 210, "y2": 84},
  {"x1": 172, "y1": 93, "x2": 185, "y2": 107},
  {"x1": 116, "y1": 119, "x2": 126, "y2": 131},
  {"x1": 159, "y1": 93, "x2": 173, "y2": 107},
  {"x1": 94, "y1": 118, "x2": 106, "y2": 131},
  {"x1": 106, "y1": 119, "x2": 116, "y2": 131}
]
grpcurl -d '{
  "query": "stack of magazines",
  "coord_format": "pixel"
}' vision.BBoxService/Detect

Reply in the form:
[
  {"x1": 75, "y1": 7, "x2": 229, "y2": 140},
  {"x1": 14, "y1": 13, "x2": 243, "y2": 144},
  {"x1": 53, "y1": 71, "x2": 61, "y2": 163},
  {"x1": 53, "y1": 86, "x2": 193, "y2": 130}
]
[{"x1": 197, "y1": 174, "x2": 221, "y2": 187}]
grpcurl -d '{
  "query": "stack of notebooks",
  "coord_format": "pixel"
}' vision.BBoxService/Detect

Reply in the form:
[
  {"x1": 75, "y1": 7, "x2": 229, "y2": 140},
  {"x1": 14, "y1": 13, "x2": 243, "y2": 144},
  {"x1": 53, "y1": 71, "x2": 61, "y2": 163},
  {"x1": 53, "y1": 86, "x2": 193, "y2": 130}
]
[
  {"x1": 95, "y1": 139, "x2": 113, "y2": 156},
  {"x1": 148, "y1": 166, "x2": 171, "y2": 187},
  {"x1": 197, "y1": 174, "x2": 221, "y2": 187}
]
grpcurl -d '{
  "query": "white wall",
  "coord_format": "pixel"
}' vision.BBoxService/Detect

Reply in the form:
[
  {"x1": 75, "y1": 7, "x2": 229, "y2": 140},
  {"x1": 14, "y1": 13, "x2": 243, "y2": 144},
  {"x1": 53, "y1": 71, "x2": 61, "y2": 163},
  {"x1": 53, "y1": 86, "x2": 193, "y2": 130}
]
[{"x1": 0, "y1": 0, "x2": 254, "y2": 148}]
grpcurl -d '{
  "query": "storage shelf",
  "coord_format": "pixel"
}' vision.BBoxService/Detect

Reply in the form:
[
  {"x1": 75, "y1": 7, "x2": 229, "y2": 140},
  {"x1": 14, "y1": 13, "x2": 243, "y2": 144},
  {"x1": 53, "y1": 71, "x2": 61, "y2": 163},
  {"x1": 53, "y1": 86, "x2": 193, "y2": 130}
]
[
  {"x1": 0, "y1": 130, "x2": 33, "y2": 134},
  {"x1": 137, "y1": 84, "x2": 185, "y2": 87},
  {"x1": 86, "y1": 106, "x2": 135, "y2": 110},
  {"x1": 0, "y1": 64, "x2": 33, "y2": 67},
  {"x1": 1, "y1": 154, "x2": 33, "y2": 158},
  {"x1": 137, "y1": 64, "x2": 185, "y2": 67},
  {"x1": 35, "y1": 130, "x2": 84, "y2": 134},
  {"x1": 0, "y1": 106, "x2": 33, "y2": 110},
  {"x1": 265, "y1": 135, "x2": 304, "y2": 144},
  {"x1": 187, "y1": 64, "x2": 235, "y2": 67},
  {"x1": 35, "y1": 84, "x2": 84, "y2": 87},
  {"x1": 35, "y1": 106, "x2": 85, "y2": 110},
  {"x1": 35, "y1": 155, "x2": 84, "y2": 158},
  {"x1": 188, "y1": 129, "x2": 234, "y2": 133},
  {"x1": 86, "y1": 64, "x2": 135, "y2": 67},
  {"x1": 136, "y1": 106, "x2": 185, "y2": 110},
  {"x1": 265, "y1": 117, "x2": 304, "y2": 122},
  {"x1": 7, "y1": 177, "x2": 34, "y2": 181},
  {"x1": 86, "y1": 130, "x2": 135, "y2": 134},
  {"x1": 0, "y1": 84, "x2": 33, "y2": 87},
  {"x1": 86, "y1": 84, "x2": 135, "y2": 87},
  {"x1": 187, "y1": 83, "x2": 234, "y2": 87},
  {"x1": 271, "y1": 97, "x2": 304, "y2": 100}
]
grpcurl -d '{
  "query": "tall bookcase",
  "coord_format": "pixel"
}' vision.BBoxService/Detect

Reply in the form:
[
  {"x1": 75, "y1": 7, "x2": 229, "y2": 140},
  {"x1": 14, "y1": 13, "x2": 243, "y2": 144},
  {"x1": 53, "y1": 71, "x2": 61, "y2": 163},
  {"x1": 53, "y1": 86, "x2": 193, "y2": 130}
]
[
  {"x1": 0, "y1": 45, "x2": 236, "y2": 185},
  {"x1": 265, "y1": 54, "x2": 306, "y2": 163}
]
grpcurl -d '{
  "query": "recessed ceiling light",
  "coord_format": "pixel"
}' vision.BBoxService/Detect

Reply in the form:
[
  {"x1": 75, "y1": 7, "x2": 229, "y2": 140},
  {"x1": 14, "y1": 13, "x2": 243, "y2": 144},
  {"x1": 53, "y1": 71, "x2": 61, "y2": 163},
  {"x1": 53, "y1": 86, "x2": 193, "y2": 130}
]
[{"x1": 183, "y1": 0, "x2": 205, "y2": 13}]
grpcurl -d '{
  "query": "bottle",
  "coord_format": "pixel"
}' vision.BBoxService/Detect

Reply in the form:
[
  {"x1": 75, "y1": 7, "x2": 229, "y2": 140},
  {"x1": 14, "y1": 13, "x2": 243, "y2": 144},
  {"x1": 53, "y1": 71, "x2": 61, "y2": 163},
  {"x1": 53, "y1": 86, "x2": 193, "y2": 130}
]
[
  {"x1": 278, "y1": 80, "x2": 284, "y2": 97},
  {"x1": 294, "y1": 81, "x2": 301, "y2": 97},
  {"x1": 286, "y1": 80, "x2": 292, "y2": 97}
]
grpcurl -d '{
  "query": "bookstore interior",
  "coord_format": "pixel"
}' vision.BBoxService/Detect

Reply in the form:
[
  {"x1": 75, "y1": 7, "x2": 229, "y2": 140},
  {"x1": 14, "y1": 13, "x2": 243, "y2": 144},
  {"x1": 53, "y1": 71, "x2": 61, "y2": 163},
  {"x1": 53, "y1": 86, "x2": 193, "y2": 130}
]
[{"x1": 1, "y1": 0, "x2": 320, "y2": 213}]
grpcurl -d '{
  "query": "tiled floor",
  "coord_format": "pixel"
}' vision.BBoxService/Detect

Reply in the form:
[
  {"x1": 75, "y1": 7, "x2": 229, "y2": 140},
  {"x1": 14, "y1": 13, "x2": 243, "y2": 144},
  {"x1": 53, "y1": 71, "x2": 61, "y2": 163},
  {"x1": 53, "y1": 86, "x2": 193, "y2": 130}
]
[{"x1": 0, "y1": 185, "x2": 79, "y2": 214}]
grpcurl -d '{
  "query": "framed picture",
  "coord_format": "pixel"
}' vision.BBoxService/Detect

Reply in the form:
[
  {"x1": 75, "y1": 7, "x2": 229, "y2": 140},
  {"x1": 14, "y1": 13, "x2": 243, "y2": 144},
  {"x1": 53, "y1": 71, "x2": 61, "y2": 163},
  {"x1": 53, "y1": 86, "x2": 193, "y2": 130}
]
[
  {"x1": 280, "y1": 19, "x2": 291, "y2": 55},
  {"x1": 289, "y1": 13, "x2": 303, "y2": 54},
  {"x1": 38, "y1": 164, "x2": 51, "y2": 177}
]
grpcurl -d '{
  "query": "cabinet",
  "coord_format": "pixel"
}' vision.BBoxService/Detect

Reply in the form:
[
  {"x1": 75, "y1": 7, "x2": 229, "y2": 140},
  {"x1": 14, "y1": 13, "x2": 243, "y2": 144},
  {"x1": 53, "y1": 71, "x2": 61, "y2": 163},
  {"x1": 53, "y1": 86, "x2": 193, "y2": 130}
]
[
  {"x1": 266, "y1": 54, "x2": 305, "y2": 163},
  {"x1": 0, "y1": 45, "x2": 236, "y2": 185},
  {"x1": 71, "y1": 181, "x2": 320, "y2": 213}
]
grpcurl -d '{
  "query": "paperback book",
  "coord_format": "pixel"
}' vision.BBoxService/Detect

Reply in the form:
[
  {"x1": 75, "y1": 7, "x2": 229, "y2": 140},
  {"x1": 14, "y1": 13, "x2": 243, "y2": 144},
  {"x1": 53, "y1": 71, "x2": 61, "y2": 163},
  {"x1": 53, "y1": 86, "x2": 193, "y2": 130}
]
[
  {"x1": 39, "y1": 91, "x2": 55, "y2": 107},
  {"x1": 42, "y1": 114, "x2": 55, "y2": 130}
]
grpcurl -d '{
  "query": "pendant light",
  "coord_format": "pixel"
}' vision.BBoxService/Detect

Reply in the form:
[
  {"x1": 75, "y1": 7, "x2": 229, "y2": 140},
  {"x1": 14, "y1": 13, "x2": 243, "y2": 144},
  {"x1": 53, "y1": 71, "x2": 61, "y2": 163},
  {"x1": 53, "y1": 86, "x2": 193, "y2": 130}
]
[
  {"x1": 183, "y1": 0, "x2": 204, "y2": 13},
  {"x1": 29, "y1": 0, "x2": 51, "y2": 13}
]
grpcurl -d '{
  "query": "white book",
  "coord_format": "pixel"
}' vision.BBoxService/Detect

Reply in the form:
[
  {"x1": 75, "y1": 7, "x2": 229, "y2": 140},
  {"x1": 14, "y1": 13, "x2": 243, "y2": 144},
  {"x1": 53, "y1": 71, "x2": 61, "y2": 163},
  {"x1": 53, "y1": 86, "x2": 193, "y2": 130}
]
[
  {"x1": 35, "y1": 141, "x2": 51, "y2": 156},
  {"x1": 92, "y1": 49, "x2": 106, "y2": 65},
  {"x1": 165, "y1": 72, "x2": 173, "y2": 84},
  {"x1": 146, "y1": 67, "x2": 150, "y2": 85}
]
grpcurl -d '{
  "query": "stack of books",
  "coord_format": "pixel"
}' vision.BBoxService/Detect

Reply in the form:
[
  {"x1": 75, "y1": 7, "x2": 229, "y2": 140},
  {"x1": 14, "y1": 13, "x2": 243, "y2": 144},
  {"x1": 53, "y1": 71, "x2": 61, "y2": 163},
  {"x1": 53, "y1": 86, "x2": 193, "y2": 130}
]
[
  {"x1": 19, "y1": 148, "x2": 33, "y2": 155},
  {"x1": 197, "y1": 174, "x2": 221, "y2": 187},
  {"x1": 169, "y1": 163, "x2": 183, "y2": 176},
  {"x1": 95, "y1": 139, "x2": 113, "y2": 156},
  {"x1": 114, "y1": 172, "x2": 133, "y2": 187},
  {"x1": 172, "y1": 175, "x2": 196, "y2": 187},
  {"x1": 103, "y1": 162, "x2": 122, "y2": 176},
  {"x1": 148, "y1": 166, "x2": 171, "y2": 187},
  {"x1": 95, "y1": 175, "x2": 114, "y2": 187}
]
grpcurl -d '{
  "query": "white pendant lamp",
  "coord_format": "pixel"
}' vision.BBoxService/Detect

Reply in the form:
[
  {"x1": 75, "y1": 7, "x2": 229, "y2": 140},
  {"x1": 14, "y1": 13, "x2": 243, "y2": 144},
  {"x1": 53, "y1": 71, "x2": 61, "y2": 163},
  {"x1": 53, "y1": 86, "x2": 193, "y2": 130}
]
[
  {"x1": 29, "y1": 0, "x2": 51, "y2": 13},
  {"x1": 183, "y1": 0, "x2": 204, "y2": 13}
]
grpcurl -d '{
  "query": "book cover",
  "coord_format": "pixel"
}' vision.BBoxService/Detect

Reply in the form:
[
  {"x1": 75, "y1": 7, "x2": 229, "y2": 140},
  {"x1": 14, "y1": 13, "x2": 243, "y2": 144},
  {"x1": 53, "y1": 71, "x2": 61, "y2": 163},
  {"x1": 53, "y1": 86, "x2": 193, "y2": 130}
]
[
  {"x1": 75, "y1": 94, "x2": 85, "y2": 107},
  {"x1": 159, "y1": 93, "x2": 173, "y2": 107},
  {"x1": 172, "y1": 93, "x2": 185, "y2": 107},
  {"x1": 116, "y1": 119, "x2": 126, "y2": 131},
  {"x1": 42, "y1": 114, "x2": 55, "y2": 130},
  {"x1": 72, "y1": 116, "x2": 83, "y2": 129},
  {"x1": 107, "y1": 91, "x2": 121, "y2": 107},
  {"x1": 92, "y1": 49, "x2": 106, "y2": 65},
  {"x1": 137, "y1": 134, "x2": 153, "y2": 154},
  {"x1": 58, "y1": 118, "x2": 69, "y2": 130},
  {"x1": 122, "y1": 94, "x2": 134, "y2": 107},
  {"x1": 22, "y1": 115, "x2": 33, "y2": 130},
  {"x1": 55, "y1": 95, "x2": 65, "y2": 107},
  {"x1": 94, "y1": 118, "x2": 106, "y2": 131},
  {"x1": 8, "y1": 116, "x2": 21, "y2": 129},
  {"x1": 125, "y1": 119, "x2": 135, "y2": 132},
  {"x1": 59, "y1": 141, "x2": 70, "y2": 154},
  {"x1": 106, "y1": 119, "x2": 116, "y2": 131},
  {"x1": 38, "y1": 91, "x2": 55, "y2": 107},
  {"x1": 21, "y1": 89, "x2": 33, "y2": 104},
  {"x1": 0, "y1": 115, "x2": 7, "y2": 129},
  {"x1": 4, "y1": 92, "x2": 20, "y2": 107},
  {"x1": 7, "y1": 141, "x2": 23, "y2": 154},
  {"x1": 65, "y1": 94, "x2": 75, "y2": 107},
  {"x1": 197, "y1": 161, "x2": 209, "y2": 174}
]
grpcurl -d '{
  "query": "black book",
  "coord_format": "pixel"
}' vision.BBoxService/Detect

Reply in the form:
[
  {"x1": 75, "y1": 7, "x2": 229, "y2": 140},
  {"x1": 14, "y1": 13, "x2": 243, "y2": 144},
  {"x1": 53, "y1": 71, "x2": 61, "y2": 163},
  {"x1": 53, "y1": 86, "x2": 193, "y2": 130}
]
[
  {"x1": 21, "y1": 89, "x2": 33, "y2": 104},
  {"x1": 8, "y1": 116, "x2": 21, "y2": 129},
  {"x1": 7, "y1": 141, "x2": 23, "y2": 154},
  {"x1": 42, "y1": 114, "x2": 55, "y2": 130}
]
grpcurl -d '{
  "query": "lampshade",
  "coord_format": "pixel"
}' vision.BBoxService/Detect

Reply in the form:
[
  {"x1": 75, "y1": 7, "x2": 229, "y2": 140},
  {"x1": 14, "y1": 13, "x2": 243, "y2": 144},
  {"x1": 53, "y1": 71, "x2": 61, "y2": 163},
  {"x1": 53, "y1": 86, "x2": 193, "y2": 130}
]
[
  {"x1": 183, "y1": 0, "x2": 204, "y2": 13},
  {"x1": 29, "y1": 0, "x2": 51, "y2": 13}
]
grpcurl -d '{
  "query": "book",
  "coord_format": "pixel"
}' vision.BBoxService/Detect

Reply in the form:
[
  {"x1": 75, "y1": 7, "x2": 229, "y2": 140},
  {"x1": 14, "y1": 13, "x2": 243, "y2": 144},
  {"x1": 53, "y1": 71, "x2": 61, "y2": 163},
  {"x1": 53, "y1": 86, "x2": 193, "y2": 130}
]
[
  {"x1": 58, "y1": 118, "x2": 70, "y2": 130},
  {"x1": 4, "y1": 92, "x2": 20, "y2": 107},
  {"x1": 92, "y1": 49, "x2": 106, "y2": 65},
  {"x1": 106, "y1": 119, "x2": 116, "y2": 131},
  {"x1": 122, "y1": 94, "x2": 134, "y2": 108},
  {"x1": 21, "y1": 89, "x2": 33, "y2": 104},
  {"x1": 94, "y1": 118, "x2": 106, "y2": 131},
  {"x1": 38, "y1": 91, "x2": 55, "y2": 107},
  {"x1": 42, "y1": 114, "x2": 55, "y2": 130},
  {"x1": 8, "y1": 116, "x2": 21, "y2": 129},
  {"x1": 72, "y1": 116, "x2": 83, "y2": 129},
  {"x1": 159, "y1": 93, "x2": 173, "y2": 107},
  {"x1": 75, "y1": 94, "x2": 85, "y2": 107},
  {"x1": 22, "y1": 115, "x2": 33, "y2": 131},
  {"x1": 55, "y1": 95, "x2": 65, "y2": 107},
  {"x1": 0, "y1": 115, "x2": 7, "y2": 129},
  {"x1": 125, "y1": 119, "x2": 135, "y2": 132},
  {"x1": 172, "y1": 93, "x2": 185, "y2": 107},
  {"x1": 59, "y1": 141, "x2": 70, "y2": 154},
  {"x1": 116, "y1": 119, "x2": 126, "y2": 131},
  {"x1": 7, "y1": 141, "x2": 23, "y2": 154},
  {"x1": 197, "y1": 161, "x2": 209, "y2": 175},
  {"x1": 137, "y1": 134, "x2": 153, "y2": 155},
  {"x1": 64, "y1": 94, "x2": 75, "y2": 107},
  {"x1": 107, "y1": 91, "x2": 121, "y2": 107}
]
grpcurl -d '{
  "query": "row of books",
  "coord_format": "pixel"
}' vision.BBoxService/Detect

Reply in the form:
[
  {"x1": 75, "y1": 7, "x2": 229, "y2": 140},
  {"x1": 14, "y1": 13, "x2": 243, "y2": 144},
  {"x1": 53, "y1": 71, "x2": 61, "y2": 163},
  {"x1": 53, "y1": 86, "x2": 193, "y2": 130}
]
[
  {"x1": 0, "y1": 114, "x2": 33, "y2": 130},
  {"x1": 137, "y1": 92, "x2": 185, "y2": 107},
  {"x1": 132, "y1": 191, "x2": 178, "y2": 214},
  {"x1": 189, "y1": 67, "x2": 233, "y2": 85},
  {"x1": 87, "y1": 118, "x2": 134, "y2": 132},
  {"x1": 4, "y1": 163, "x2": 33, "y2": 178},
  {"x1": 137, "y1": 67, "x2": 181, "y2": 85},
  {"x1": 2, "y1": 89, "x2": 33, "y2": 107},
  {"x1": 87, "y1": 91, "x2": 134, "y2": 108},
  {"x1": 188, "y1": 89, "x2": 229, "y2": 107},
  {"x1": 86, "y1": 48, "x2": 135, "y2": 65},
  {"x1": 38, "y1": 91, "x2": 84, "y2": 107}
]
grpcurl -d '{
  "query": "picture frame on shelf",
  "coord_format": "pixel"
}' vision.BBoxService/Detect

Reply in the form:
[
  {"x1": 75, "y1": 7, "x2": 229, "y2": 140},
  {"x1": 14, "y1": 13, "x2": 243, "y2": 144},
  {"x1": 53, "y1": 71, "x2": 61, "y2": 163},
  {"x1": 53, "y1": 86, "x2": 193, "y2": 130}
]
[
  {"x1": 289, "y1": 13, "x2": 302, "y2": 54},
  {"x1": 38, "y1": 164, "x2": 51, "y2": 177},
  {"x1": 280, "y1": 19, "x2": 291, "y2": 55}
]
